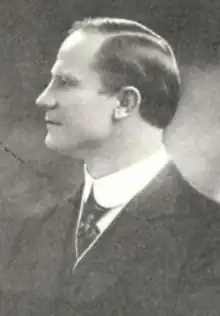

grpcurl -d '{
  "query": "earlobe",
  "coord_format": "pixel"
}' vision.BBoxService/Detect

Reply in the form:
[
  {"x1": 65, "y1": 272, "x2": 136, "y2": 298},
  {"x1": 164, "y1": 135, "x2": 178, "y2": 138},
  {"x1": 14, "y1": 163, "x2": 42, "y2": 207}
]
[{"x1": 113, "y1": 106, "x2": 128, "y2": 120}]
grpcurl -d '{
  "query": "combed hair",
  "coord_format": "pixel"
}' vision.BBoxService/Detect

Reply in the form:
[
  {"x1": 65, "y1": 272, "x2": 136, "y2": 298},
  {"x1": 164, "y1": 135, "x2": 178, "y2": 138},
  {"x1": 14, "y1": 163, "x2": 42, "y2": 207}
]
[{"x1": 69, "y1": 17, "x2": 181, "y2": 129}]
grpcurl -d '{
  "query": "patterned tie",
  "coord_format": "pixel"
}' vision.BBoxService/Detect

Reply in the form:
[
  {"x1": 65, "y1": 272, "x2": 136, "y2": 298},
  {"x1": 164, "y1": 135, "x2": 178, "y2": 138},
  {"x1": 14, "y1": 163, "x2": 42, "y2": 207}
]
[{"x1": 77, "y1": 187, "x2": 110, "y2": 256}]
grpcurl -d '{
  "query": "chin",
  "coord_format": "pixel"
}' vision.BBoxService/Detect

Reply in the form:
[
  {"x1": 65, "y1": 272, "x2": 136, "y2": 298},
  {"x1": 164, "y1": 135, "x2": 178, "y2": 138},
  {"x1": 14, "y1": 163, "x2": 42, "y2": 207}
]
[
  {"x1": 44, "y1": 135, "x2": 80, "y2": 157},
  {"x1": 44, "y1": 139, "x2": 60, "y2": 152},
  {"x1": 44, "y1": 135, "x2": 64, "y2": 152}
]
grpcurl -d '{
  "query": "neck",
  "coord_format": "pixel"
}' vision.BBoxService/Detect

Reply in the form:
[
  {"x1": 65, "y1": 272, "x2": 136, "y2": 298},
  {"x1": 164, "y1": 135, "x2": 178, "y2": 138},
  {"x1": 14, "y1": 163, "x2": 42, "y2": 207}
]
[{"x1": 85, "y1": 121, "x2": 164, "y2": 179}]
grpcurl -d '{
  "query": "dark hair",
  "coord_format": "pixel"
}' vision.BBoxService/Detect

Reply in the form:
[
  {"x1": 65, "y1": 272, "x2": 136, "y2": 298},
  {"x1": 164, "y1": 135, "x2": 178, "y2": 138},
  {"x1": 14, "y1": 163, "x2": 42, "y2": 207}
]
[{"x1": 69, "y1": 17, "x2": 181, "y2": 129}]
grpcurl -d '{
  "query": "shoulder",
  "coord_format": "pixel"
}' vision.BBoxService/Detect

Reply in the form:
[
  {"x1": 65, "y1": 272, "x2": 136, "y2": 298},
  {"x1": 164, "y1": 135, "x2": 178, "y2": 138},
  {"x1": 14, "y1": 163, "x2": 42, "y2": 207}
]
[
  {"x1": 152, "y1": 162, "x2": 220, "y2": 213},
  {"x1": 120, "y1": 164, "x2": 220, "y2": 314},
  {"x1": 129, "y1": 161, "x2": 220, "y2": 267}
]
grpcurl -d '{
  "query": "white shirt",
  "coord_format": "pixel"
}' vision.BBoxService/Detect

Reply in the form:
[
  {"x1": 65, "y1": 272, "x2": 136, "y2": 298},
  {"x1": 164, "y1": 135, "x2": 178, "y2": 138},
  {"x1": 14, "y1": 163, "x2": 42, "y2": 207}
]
[{"x1": 82, "y1": 147, "x2": 169, "y2": 233}]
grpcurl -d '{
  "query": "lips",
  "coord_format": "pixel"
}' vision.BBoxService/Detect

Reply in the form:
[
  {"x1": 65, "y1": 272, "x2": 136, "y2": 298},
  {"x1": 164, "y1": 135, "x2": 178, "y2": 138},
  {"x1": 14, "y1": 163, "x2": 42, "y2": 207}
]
[{"x1": 45, "y1": 120, "x2": 62, "y2": 126}]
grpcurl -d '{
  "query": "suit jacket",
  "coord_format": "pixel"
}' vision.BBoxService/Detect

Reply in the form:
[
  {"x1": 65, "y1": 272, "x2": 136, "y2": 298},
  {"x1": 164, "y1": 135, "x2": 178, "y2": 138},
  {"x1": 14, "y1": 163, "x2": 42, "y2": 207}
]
[{"x1": 1, "y1": 162, "x2": 220, "y2": 315}]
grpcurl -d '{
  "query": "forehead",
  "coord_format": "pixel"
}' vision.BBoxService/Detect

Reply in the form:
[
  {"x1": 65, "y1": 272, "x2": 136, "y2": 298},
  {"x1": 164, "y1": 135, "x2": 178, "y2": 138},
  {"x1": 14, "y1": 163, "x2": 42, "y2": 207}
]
[{"x1": 52, "y1": 30, "x2": 105, "y2": 76}]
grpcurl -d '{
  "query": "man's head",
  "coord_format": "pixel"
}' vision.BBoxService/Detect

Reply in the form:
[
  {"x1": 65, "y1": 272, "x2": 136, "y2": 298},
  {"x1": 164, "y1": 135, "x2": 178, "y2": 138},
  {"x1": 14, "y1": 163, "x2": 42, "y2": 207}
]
[{"x1": 36, "y1": 17, "x2": 181, "y2": 157}]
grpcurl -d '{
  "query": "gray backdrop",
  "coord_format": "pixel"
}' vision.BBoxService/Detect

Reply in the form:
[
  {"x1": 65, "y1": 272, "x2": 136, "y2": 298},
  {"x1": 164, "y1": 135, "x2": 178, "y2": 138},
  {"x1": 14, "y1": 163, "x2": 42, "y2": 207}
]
[{"x1": 0, "y1": 0, "x2": 220, "y2": 220}]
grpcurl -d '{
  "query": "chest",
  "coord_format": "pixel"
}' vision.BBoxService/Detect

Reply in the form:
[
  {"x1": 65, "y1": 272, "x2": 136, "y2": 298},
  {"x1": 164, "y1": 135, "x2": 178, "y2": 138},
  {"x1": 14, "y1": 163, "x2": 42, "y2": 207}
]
[
  {"x1": 1, "y1": 181, "x2": 215, "y2": 315},
  {"x1": 0, "y1": 202, "x2": 77, "y2": 302}
]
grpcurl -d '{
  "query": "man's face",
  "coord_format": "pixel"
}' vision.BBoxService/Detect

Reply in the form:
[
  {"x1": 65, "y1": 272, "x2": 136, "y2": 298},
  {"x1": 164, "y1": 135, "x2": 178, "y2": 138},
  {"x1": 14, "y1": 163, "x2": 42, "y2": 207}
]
[{"x1": 36, "y1": 30, "x2": 117, "y2": 157}]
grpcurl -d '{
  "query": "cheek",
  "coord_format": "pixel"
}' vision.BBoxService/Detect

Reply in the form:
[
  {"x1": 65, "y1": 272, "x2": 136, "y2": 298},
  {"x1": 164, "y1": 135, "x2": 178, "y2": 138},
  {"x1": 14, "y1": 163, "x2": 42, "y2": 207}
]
[
  {"x1": 57, "y1": 93, "x2": 82, "y2": 125},
  {"x1": 59, "y1": 92, "x2": 114, "y2": 134}
]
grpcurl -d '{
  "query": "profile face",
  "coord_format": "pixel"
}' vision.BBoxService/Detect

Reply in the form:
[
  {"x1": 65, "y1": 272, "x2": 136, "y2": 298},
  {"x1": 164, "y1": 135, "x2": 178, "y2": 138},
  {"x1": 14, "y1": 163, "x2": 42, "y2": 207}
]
[{"x1": 36, "y1": 30, "x2": 117, "y2": 157}]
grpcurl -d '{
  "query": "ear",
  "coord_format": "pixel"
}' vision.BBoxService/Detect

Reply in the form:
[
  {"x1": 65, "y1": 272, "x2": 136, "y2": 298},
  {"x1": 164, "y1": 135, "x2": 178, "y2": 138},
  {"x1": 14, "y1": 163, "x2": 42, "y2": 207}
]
[{"x1": 113, "y1": 86, "x2": 141, "y2": 120}]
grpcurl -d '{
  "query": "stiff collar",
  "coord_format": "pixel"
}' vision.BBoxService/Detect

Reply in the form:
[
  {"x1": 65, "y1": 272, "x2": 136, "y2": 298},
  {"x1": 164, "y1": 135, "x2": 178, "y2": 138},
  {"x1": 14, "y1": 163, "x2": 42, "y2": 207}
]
[{"x1": 82, "y1": 146, "x2": 169, "y2": 209}]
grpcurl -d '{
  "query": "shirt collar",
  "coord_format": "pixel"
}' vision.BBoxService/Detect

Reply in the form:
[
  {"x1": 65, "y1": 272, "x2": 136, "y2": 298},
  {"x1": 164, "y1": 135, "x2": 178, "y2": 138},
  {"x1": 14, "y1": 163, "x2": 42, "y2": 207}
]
[{"x1": 83, "y1": 146, "x2": 169, "y2": 208}]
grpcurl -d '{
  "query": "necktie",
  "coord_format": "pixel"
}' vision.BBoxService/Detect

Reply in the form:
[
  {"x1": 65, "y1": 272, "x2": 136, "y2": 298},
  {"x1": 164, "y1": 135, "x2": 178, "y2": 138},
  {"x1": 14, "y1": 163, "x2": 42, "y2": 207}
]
[{"x1": 77, "y1": 187, "x2": 110, "y2": 256}]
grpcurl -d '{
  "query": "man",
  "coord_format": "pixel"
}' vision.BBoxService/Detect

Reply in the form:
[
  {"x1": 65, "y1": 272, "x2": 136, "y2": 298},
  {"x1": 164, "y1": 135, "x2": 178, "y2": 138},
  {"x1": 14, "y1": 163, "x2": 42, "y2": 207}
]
[{"x1": 1, "y1": 17, "x2": 220, "y2": 315}]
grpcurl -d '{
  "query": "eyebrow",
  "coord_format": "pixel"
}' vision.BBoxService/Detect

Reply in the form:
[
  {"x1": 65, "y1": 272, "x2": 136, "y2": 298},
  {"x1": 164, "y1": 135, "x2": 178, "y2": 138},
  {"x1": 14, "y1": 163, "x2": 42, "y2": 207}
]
[{"x1": 51, "y1": 71, "x2": 80, "y2": 84}]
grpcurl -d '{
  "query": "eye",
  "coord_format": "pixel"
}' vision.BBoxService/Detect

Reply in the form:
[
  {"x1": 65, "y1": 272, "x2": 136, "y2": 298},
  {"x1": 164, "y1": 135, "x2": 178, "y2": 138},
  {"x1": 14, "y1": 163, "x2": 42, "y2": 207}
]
[
  {"x1": 51, "y1": 75, "x2": 78, "y2": 89},
  {"x1": 56, "y1": 77, "x2": 70, "y2": 88},
  {"x1": 60, "y1": 77, "x2": 72, "y2": 86}
]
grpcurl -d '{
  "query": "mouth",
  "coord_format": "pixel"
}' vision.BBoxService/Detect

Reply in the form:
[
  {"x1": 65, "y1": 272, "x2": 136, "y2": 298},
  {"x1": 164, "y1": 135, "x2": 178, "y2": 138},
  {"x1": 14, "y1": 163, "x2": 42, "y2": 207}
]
[{"x1": 45, "y1": 120, "x2": 62, "y2": 126}]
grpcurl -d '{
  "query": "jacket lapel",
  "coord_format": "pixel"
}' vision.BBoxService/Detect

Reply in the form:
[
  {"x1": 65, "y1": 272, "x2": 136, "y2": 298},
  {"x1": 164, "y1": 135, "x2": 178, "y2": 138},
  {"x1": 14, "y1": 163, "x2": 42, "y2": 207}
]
[
  {"x1": 59, "y1": 163, "x2": 183, "y2": 303},
  {"x1": 73, "y1": 162, "x2": 179, "y2": 267}
]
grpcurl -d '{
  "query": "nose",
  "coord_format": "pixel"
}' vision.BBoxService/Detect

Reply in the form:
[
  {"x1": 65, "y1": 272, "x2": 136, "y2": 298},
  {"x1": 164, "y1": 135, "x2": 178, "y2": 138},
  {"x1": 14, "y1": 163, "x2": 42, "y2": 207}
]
[{"x1": 36, "y1": 84, "x2": 57, "y2": 110}]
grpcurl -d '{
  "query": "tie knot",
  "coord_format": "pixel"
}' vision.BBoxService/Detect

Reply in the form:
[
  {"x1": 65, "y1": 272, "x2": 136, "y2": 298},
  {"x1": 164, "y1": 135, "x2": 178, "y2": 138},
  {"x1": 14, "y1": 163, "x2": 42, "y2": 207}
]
[{"x1": 77, "y1": 186, "x2": 110, "y2": 255}]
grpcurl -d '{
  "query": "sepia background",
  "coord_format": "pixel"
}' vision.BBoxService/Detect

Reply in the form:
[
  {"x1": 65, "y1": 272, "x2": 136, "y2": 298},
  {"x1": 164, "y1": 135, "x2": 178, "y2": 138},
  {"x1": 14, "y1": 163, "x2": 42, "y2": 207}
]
[{"x1": 0, "y1": 0, "x2": 220, "y2": 223}]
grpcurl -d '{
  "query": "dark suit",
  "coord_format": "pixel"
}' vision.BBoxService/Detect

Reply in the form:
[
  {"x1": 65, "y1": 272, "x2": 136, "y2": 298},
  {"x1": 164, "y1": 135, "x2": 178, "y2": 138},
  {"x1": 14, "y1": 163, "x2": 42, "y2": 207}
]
[{"x1": 1, "y1": 162, "x2": 220, "y2": 315}]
